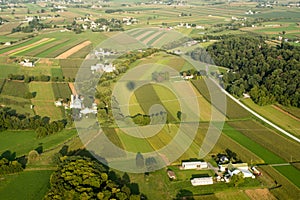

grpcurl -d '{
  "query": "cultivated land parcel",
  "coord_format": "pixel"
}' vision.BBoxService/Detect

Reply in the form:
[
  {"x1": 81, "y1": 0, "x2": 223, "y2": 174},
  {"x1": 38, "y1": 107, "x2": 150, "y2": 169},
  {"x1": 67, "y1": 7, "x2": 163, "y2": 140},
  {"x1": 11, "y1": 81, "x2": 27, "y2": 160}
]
[{"x1": 0, "y1": 1, "x2": 299, "y2": 199}]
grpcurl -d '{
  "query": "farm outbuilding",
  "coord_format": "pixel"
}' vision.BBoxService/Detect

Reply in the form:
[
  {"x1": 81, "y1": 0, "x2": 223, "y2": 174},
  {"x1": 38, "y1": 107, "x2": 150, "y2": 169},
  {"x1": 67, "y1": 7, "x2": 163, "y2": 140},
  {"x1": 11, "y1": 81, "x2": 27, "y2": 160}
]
[
  {"x1": 191, "y1": 177, "x2": 213, "y2": 186},
  {"x1": 181, "y1": 161, "x2": 208, "y2": 170}
]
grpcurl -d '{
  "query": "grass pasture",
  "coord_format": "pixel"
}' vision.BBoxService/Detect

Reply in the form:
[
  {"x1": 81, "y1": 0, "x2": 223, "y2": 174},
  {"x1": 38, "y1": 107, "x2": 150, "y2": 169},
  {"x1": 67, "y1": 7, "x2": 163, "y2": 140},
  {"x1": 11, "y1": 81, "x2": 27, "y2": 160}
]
[
  {"x1": 228, "y1": 120, "x2": 300, "y2": 163},
  {"x1": 29, "y1": 82, "x2": 63, "y2": 120},
  {"x1": 0, "y1": 170, "x2": 53, "y2": 200},
  {"x1": 242, "y1": 98, "x2": 300, "y2": 137},
  {"x1": 0, "y1": 129, "x2": 77, "y2": 157},
  {"x1": 51, "y1": 82, "x2": 71, "y2": 101},
  {"x1": 0, "y1": 65, "x2": 19, "y2": 79},
  {"x1": 1, "y1": 80, "x2": 29, "y2": 98}
]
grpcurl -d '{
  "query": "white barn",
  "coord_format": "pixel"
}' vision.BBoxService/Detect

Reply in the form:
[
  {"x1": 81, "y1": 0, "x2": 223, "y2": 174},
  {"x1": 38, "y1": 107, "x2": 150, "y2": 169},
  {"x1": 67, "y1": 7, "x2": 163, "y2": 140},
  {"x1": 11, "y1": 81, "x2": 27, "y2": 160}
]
[
  {"x1": 191, "y1": 177, "x2": 213, "y2": 186},
  {"x1": 181, "y1": 161, "x2": 208, "y2": 170}
]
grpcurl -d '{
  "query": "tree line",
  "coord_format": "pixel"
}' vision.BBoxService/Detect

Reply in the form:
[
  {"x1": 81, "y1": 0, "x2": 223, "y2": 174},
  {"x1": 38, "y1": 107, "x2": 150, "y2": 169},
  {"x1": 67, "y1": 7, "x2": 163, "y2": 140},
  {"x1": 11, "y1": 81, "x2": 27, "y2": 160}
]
[
  {"x1": 191, "y1": 36, "x2": 300, "y2": 107},
  {"x1": 0, "y1": 107, "x2": 67, "y2": 138}
]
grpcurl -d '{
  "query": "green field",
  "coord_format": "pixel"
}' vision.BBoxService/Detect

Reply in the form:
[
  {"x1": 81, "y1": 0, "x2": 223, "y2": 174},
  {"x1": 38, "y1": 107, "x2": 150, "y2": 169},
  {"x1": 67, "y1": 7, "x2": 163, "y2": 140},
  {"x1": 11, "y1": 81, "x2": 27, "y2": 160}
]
[
  {"x1": 0, "y1": 65, "x2": 19, "y2": 79},
  {"x1": 50, "y1": 68, "x2": 64, "y2": 79},
  {"x1": 29, "y1": 82, "x2": 63, "y2": 120},
  {"x1": 222, "y1": 123, "x2": 285, "y2": 164},
  {"x1": 0, "y1": 170, "x2": 53, "y2": 200},
  {"x1": 51, "y1": 82, "x2": 71, "y2": 101},
  {"x1": 134, "y1": 83, "x2": 178, "y2": 122},
  {"x1": 228, "y1": 120, "x2": 300, "y2": 162},
  {"x1": 259, "y1": 165, "x2": 300, "y2": 199},
  {"x1": 273, "y1": 165, "x2": 300, "y2": 188},
  {"x1": 1, "y1": 81, "x2": 29, "y2": 98},
  {"x1": 242, "y1": 98, "x2": 300, "y2": 137},
  {"x1": 0, "y1": 129, "x2": 76, "y2": 157}
]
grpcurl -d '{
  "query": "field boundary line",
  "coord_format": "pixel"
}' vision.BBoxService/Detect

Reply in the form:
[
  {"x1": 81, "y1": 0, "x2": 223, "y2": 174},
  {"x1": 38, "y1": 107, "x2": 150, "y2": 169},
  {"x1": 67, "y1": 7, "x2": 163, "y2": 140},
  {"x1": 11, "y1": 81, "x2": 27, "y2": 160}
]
[{"x1": 209, "y1": 77, "x2": 300, "y2": 143}]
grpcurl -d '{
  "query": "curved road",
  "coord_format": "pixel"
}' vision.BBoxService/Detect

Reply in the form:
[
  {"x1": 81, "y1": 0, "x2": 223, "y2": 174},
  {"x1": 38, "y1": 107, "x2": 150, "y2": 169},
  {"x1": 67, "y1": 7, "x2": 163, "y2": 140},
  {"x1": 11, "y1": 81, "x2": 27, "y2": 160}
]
[{"x1": 210, "y1": 78, "x2": 300, "y2": 144}]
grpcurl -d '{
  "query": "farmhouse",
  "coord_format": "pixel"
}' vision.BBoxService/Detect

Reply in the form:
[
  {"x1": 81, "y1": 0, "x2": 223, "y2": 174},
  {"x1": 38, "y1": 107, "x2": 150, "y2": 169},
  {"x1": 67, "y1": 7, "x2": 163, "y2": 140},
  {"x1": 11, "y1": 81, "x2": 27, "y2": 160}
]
[
  {"x1": 20, "y1": 59, "x2": 34, "y2": 67},
  {"x1": 220, "y1": 163, "x2": 255, "y2": 179},
  {"x1": 191, "y1": 177, "x2": 213, "y2": 186},
  {"x1": 70, "y1": 95, "x2": 82, "y2": 109},
  {"x1": 181, "y1": 161, "x2": 208, "y2": 170}
]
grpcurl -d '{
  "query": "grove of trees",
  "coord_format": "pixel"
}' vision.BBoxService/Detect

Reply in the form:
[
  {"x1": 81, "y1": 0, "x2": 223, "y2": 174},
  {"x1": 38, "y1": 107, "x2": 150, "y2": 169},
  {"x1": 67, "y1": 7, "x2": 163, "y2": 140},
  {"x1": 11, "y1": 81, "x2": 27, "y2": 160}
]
[
  {"x1": 45, "y1": 156, "x2": 143, "y2": 200},
  {"x1": 191, "y1": 36, "x2": 300, "y2": 107}
]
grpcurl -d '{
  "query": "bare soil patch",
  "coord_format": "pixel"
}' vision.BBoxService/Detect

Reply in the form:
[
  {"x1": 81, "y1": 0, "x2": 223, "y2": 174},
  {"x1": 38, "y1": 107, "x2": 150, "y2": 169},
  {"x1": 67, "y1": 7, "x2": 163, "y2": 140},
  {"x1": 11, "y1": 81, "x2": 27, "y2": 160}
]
[{"x1": 55, "y1": 40, "x2": 91, "y2": 59}]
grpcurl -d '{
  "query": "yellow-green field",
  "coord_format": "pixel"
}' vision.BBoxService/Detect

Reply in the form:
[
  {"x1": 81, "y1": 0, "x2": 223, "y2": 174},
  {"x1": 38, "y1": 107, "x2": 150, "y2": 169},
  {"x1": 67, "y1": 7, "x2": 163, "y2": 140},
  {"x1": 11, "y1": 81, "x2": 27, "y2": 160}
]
[{"x1": 29, "y1": 82, "x2": 63, "y2": 120}]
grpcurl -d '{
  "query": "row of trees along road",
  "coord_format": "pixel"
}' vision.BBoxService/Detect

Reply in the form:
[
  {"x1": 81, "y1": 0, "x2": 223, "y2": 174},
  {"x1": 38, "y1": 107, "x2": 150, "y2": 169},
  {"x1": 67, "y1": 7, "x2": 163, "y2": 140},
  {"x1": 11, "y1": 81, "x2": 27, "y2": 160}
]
[{"x1": 191, "y1": 36, "x2": 300, "y2": 107}]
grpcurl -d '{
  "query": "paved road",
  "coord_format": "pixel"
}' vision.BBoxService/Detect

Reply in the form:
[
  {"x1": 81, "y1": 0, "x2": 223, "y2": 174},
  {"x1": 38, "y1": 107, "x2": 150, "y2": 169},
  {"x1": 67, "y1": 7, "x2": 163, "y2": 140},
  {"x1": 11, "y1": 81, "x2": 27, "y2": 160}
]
[{"x1": 209, "y1": 78, "x2": 300, "y2": 144}]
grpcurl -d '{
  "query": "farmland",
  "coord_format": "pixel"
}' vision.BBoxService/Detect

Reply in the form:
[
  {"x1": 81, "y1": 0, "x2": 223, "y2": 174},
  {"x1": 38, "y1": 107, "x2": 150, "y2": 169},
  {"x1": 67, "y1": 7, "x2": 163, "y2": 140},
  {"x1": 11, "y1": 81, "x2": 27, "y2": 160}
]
[
  {"x1": 242, "y1": 98, "x2": 300, "y2": 137},
  {"x1": 222, "y1": 123, "x2": 285, "y2": 164},
  {"x1": 51, "y1": 82, "x2": 71, "y2": 101},
  {"x1": 0, "y1": 1, "x2": 299, "y2": 199},
  {"x1": 191, "y1": 79, "x2": 251, "y2": 120},
  {"x1": 227, "y1": 120, "x2": 300, "y2": 162},
  {"x1": 0, "y1": 170, "x2": 53, "y2": 200},
  {"x1": 29, "y1": 82, "x2": 63, "y2": 120},
  {"x1": 1, "y1": 81, "x2": 29, "y2": 98},
  {"x1": 0, "y1": 129, "x2": 77, "y2": 157}
]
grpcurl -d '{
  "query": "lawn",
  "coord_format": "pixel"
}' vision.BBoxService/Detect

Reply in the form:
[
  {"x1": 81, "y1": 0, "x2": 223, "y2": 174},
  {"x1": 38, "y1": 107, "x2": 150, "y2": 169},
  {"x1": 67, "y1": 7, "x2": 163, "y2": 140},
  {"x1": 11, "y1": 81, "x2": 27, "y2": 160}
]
[
  {"x1": 29, "y1": 82, "x2": 63, "y2": 120},
  {"x1": 242, "y1": 98, "x2": 300, "y2": 137},
  {"x1": 0, "y1": 129, "x2": 77, "y2": 157},
  {"x1": 0, "y1": 170, "x2": 53, "y2": 200},
  {"x1": 222, "y1": 123, "x2": 285, "y2": 164}
]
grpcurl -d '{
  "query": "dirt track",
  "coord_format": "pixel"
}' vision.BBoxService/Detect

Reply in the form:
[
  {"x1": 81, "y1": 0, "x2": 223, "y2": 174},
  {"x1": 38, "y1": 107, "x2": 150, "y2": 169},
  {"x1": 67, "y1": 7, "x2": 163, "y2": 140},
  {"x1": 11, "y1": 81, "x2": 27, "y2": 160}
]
[{"x1": 55, "y1": 40, "x2": 91, "y2": 59}]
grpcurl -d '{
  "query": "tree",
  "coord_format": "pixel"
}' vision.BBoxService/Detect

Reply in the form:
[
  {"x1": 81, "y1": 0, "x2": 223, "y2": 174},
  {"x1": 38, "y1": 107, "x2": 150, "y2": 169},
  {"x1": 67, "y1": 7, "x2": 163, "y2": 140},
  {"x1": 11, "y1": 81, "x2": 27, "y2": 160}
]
[
  {"x1": 230, "y1": 172, "x2": 244, "y2": 187},
  {"x1": 28, "y1": 150, "x2": 39, "y2": 164},
  {"x1": 36, "y1": 126, "x2": 48, "y2": 138}
]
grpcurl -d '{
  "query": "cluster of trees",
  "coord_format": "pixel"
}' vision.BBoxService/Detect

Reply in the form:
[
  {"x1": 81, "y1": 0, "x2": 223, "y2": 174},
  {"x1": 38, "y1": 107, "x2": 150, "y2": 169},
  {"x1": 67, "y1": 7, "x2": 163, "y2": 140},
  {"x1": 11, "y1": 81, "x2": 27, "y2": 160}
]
[
  {"x1": 0, "y1": 157, "x2": 23, "y2": 175},
  {"x1": 11, "y1": 17, "x2": 51, "y2": 33},
  {"x1": 0, "y1": 107, "x2": 67, "y2": 138},
  {"x1": 92, "y1": 18, "x2": 124, "y2": 32},
  {"x1": 45, "y1": 156, "x2": 143, "y2": 200},
  {"x1": 193, "y1": 36, "x2": 300, "y2": 107}
]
